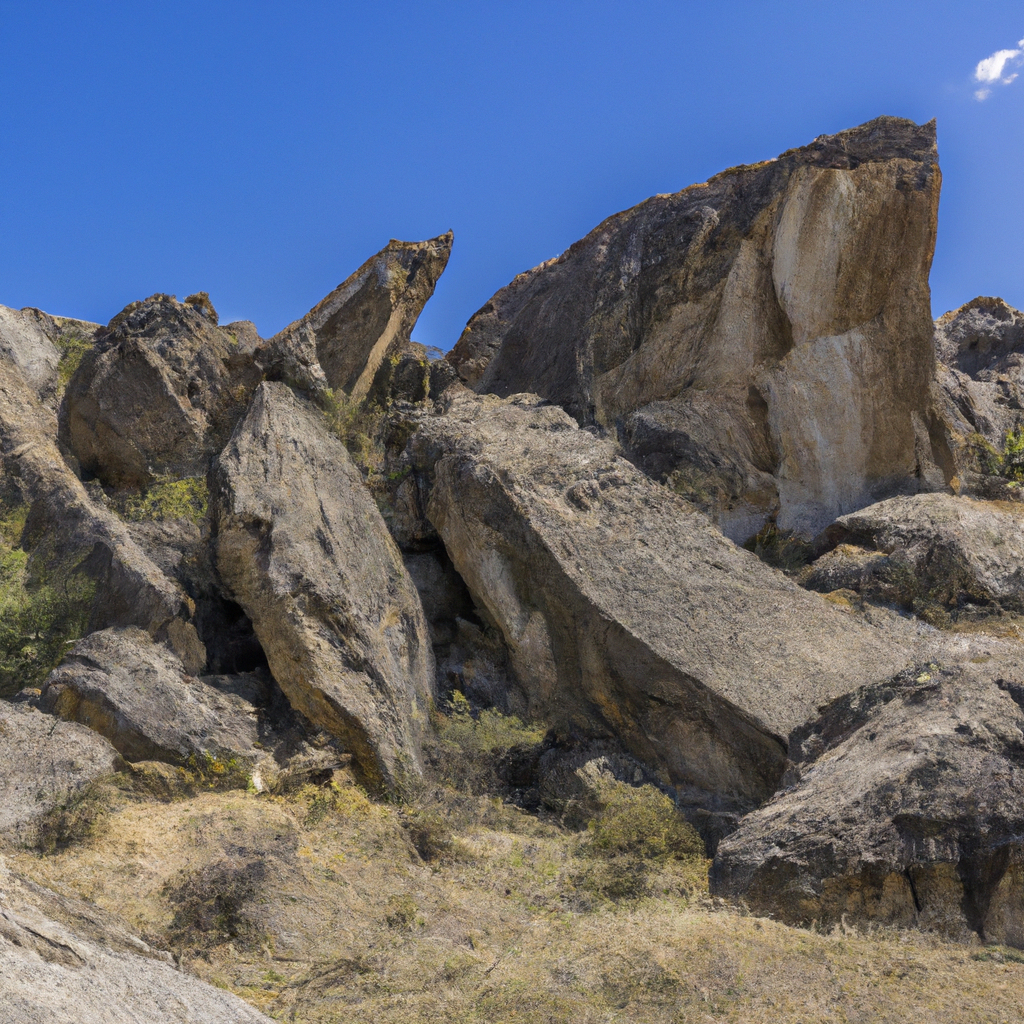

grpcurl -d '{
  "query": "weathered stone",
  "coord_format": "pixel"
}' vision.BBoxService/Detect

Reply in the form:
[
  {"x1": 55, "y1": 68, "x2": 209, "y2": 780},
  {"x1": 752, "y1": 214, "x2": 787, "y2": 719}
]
[
  {"x1": 257, "y1": 234, "x2": 452, "y2": 401},
  {"x1": 809, "y1": 493, "x2": 1024, "y2": 623},
  {"x1": 0, "y1": 857, "x2": 274, "y2": 1023},
  {"x1": 710, "y1": 659, "x2": 1024, "y2": 947},
  {"x1": 0, "y1": 702, "x2": 122, "y2": 837},
  {"x1": 214, "y1": 381, "x2": 435, "y2": 794},
  {"x1": 0, "y1": 306, "x2": 60, "y2": 407},
  {"x1": 412, "y1": 391, "x2": 928, "y2": 812},
  {"x1": 928, "y1": 297, "x2": 1024, "y2": 491},
  {"x1": 449, "y1": 117, "x2": 940, "y2": 540},
  {"x1": 40, "y1": 628, "x2": 260, "y2": 765},
  {"x1": 0, "y1": 350, "x2": 205, "y2": 672},
  {"x1": 59, "y1": 293, "x2": 260, "y2": 489}
]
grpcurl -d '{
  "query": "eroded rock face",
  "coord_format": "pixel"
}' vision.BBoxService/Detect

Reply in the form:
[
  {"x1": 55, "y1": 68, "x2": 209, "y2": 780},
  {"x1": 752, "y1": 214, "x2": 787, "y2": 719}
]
[
  {"x1": 412, "y1": 391, "x2": 926, "y2": 812},
  {"x1": 710, "y1": 661, "x2": 1024, "y2": 947},
  {"x1": 449, "y1": 117, "x2": 940, "y2": 540},
  {"x1": 0, "y1": 350, "x2": 206, "y2": 672},
  {"x1": 59, "y1": 294, "x2": 260, "y2": 490},
  {"x1": 0, "y1": 858, "x2": 274, "y2": 1024},
  {"x1": 214, "y1": 381, "x2": 434, "y2": 794},
  {"x1": 40, "y1": 628, "x2": 261, "y2": 765},
  {"x1": 0, "y1": 702, "x2": 122, "y2": 838},
  {"x1": 928, "y1": 297, "x2": 1024, "y2": 490},
  {"x1": 807, "y1": 493, "x2": 1024, "y2": 622},
  {"x1": 257, "y1": 234, "x2": 452, "y2": 401}
]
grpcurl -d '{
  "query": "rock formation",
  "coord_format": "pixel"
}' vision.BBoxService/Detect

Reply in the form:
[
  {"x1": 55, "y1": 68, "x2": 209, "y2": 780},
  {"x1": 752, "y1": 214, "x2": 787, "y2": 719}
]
[
  {"x1": 711, "y1": 659, "x2": 1024, "y2": 946},
  {"x1": 411, "y1": 389, "x2": 931, "y2": 814},
  {"x1": 0, "y1": 857, "x2": 274, "y2": 1023},
  {"x1": 0, "y1": 701, "x2": 121, "y2": 838},
  {"x1": 256, "y1": 233, "x2": 452, "y2": 401},
  {"x1": 59, "y1": 293, "x2": 261, "y2": 490},
  {"x1": 214, "y1": 381, "x2": 435, "y2": 795},
  {"x1": 449, "y1": 117, "x2": 941, "y2": 541}
]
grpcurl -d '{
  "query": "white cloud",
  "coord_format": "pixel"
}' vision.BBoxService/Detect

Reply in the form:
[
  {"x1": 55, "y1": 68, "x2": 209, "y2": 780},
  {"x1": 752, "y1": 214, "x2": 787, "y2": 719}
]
[{"x1": 974, "y1": 38, "x2": 1024, "y2": 99}]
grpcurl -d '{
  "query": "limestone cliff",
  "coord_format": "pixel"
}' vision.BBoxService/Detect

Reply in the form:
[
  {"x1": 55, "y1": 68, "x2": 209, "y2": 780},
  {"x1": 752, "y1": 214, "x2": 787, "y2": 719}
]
[{"x1": 449, "y1": 117, "x2": 940, "y2": 541}]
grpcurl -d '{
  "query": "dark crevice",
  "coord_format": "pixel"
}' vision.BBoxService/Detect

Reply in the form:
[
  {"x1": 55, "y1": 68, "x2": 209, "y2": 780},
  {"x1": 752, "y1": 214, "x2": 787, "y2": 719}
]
[{"x1": 904, "y1": 867, "x2": 922, "y2": 914}]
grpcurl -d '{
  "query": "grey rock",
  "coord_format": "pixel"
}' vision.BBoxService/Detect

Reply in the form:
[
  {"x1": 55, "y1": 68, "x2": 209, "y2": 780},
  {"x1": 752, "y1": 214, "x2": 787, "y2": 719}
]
[
  {"x1": 0, "y1": 351, "x2": 205, "y2": 672},
  {"x1": 0, "y1": 857, "x2": 273, "y2": 1023},
  {"x1": 257, "y1": 234, "x2": 452, "y2": 402},
  {"x1": 413, "y1": 390, "x2": 927, "y2": 811},
  {"x1": 449, "y1": 117, "x2": 940, "y2": 540},
  {"x1": 59, "y1": 293, "x2": 260, "y2": 489},
  {"x1": 809, "y1": 493, "x2": 1024, "y2": 621},
  {"x1": 0, "y1": 702, "x2": 121, "y2": 838},
  {"x1": 0, "y1": 305, "x2": 61, "y2": 408},
  {"x1": 214, "y1": 381, "x2": 435, "y2": 794},
  {"x1": 40, "y1": 628, "x2": 260, "y2": 765},
  {"x1": 710, "y1": 659, "x2": 1024, "y2": 947}
]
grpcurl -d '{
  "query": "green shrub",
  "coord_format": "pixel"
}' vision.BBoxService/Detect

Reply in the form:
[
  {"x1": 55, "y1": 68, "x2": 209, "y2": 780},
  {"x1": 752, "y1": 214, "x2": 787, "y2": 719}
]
[
  {"x1": 1001, "y1": 427, "x2": 1024, "y2": 483},
  {"x1": 118, "y1": 476, "x2": 208, "y2": 525},
  {"x1": 584, "y1": 779, "x2": 704, "y2": 862},
  {"x1": 0, "y1": 501, "x2": 95, "y2": 697},
  {"x1": 55, "y1": 332, "x2": 93, "y2": 393}
]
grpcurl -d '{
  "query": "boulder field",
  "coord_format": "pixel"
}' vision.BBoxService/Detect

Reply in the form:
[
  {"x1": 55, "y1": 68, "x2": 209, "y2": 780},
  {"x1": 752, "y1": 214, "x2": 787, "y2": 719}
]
[{"x1": 4, "y1": 115, "x2": 1024, "y2": 1015}]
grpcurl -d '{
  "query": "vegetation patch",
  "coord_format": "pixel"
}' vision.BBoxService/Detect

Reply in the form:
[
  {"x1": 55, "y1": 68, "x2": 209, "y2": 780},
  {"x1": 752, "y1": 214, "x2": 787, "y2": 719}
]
[
  {"x1": 55, "y1": 332, "x2": 93, "y2": 394},
  {"x1": 116, "y1": 475, "x2": 209, "y2": 525},
  {"x1": 0, "y1": 500, "x2": 95, "y2": 698}
]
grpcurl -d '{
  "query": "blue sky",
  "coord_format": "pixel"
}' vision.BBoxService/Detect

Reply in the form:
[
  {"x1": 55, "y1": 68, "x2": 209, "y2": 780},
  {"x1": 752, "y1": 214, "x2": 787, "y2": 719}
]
[{"x1": 0, "y1": 1, "x2": 1021, "y2": 348}]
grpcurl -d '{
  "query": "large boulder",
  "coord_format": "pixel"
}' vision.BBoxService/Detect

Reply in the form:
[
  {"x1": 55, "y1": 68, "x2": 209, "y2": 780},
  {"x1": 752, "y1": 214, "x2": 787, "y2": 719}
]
[
  {"x1": 806, "y1": 493, "x2": 1024, "y2": 623},
  {"x1": 213, "y1": 381, "x2": 435, "y2": 794},
  {"x1": 449, "y1": 117, "x2": 941, "y2": 540},
  {"x1": 0, "y1": 305, "x2": 61, "y2": 407},
  {"x1": 710, "y1": 659, "x2": 1024, "y2": 947},
  {"x1": 928, "y1": 297, "x2": 1024, "y2": 491},
  {"x1": 257, "y1": 233, "x2": 452, "y2": 402},
  {"x1": 411, "y1": 391, "x2": 929, "y2": 813},
  {"x1": 0, "y1": 352, "x2": 205, "y2": 673},
  {"x1": 0, "y1": 701, "x2": 121, "y2": 838},
  {"x1": 59, "y1": 293, "x2": 261, "y2": 490},
  {"x1": 40, "y1": 628, "x2": 261, "y2": 766},
  {"x1": 0, "y1": 858, "x2": 274, "y2": 1023}
]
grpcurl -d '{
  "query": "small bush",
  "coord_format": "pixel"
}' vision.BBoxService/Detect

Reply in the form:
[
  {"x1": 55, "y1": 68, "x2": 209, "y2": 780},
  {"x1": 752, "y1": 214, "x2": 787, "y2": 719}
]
[
  {"x1": 402, "y1": 808, "x2": 456, "y2": 862},
  {"x1": 1001, "y1": 427, "x2": 1024, "y2": 483},
  {"x1": 584, "y1": 779, "x2": 704, "y2": 862},
  {"x1": 167, "y1": 855, "x2": 267, "y2": 948},
  {"x1": 56, "y1": 332, "x2": 94, "y2": 393},
  {"x1": 118, "y1": 476, "x2": 208, "y2": 525},
  {"x1": 33, "y1": 780, "x2": 116, "y2": 854},
  {"x1": 0, "y1": 501, "x2": 96, "y2": 698},
  {"x1": 745, "y1": 522, "x2": 812, "y2": 573}
]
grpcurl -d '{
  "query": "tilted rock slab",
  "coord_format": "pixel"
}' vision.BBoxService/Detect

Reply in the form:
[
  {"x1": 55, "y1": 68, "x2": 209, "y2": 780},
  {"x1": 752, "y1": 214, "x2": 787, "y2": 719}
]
[
  {"x1": 257, "y1": 233, "x2": 452, "y2": 401},
  {"x1": 812, "y1": 492, "x2": 1024, "y2": 618},
  {"x1": 0, "y1": 858, "x2": 273, "y2": 1024},
  {"x1": 413, "y1": 392, "x2": 927, "y2": 810},
  {"x1": 0, "y1": 351, "x2": 206, "y2": 672},
  {"x1": 40, "y1": 628, "x2": 260, "y2": 765},
  {"x1": 214, "y1": 381, "x2": 434, "y2": 794},
  {"x1": 449, "y1": 117, "x2": 940, "y2": 540},
  {"x1": 710, "y1": 659, "x2": 1024, "y2": 947},
  {"x1": 59, "y1": 294, "x2": 261, "y2": 490},
  {"x1": 0, "y1": 701, "x2": 121, "y2": 838}
]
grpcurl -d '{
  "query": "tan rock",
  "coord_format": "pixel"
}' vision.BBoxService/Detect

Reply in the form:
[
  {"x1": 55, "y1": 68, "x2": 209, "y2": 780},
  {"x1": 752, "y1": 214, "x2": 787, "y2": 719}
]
[
  {"x1": 214, "y1": 381, "x2": 434, "y2": 794},
  {"x1": 449, "y1": 117, "x2": 940, "y2": 540},
  {"x1": 257, "y1": 233, "x2": 452, "y2": 401},
  {"x1": 413, "y1": 391, "x2": 928, "y2": 811},
  {"x1": 711, "y1": 659, "x2": 1024, "y2": 947}
]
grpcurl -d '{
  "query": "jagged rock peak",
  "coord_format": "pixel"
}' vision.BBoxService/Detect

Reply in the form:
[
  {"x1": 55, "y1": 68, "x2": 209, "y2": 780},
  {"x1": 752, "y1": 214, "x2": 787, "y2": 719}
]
[
  {"x1": 258, "y1": 232, "x2": 452, "y2": 401},
  {"x1": 934, "y1": 295, "x2": 1024, "y2": 377},
  {"x1": 448, "y1": 116, "x2": 940, "y2": 541}
]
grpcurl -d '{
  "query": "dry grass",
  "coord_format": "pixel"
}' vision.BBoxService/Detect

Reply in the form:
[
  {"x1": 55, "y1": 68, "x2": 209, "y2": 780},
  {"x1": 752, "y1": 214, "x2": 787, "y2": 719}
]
[{"x1": 6, "y1": 766, "x2": 1024, "y2": 1024}]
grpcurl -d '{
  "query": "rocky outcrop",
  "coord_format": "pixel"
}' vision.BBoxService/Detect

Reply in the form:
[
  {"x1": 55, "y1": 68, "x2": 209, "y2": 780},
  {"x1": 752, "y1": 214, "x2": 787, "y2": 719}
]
[
  {"x1": 40, "y1": 628, "x2": 261, "y2": 766},
  {"x1": 449, "y1": 117, "x2": 941, "y2": 540},
  {"x1": 411, "y1": 390, "x2": 927, "y2": 813},
  {"x1": 257, "y1": 234, "x2": 452, "y2": 401},
  {"x1": 806, "y1": 493, "x2": 1024, "y2": 623},
  {"x1": 928, "y1": 297, "x2": 1024, "y2": 490},
  {"x1": 0, "y1": 702, "x2": 122, "y2": 837},
  {"x1": 0, "y1": 858, "x2": 274, "y2": 1023},
  {"x1": 59, "y1": 294, "x2": 261, "y2": 490},
  {"x1": 214, "y1": 381, "x2": 435, "y2": 794},
  {"x1": 0, "y1": 350, "x2": 206, "y2": 672},
  {"x1": 710, "y1": 660, "x2": 1024, "y2": 947}
]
